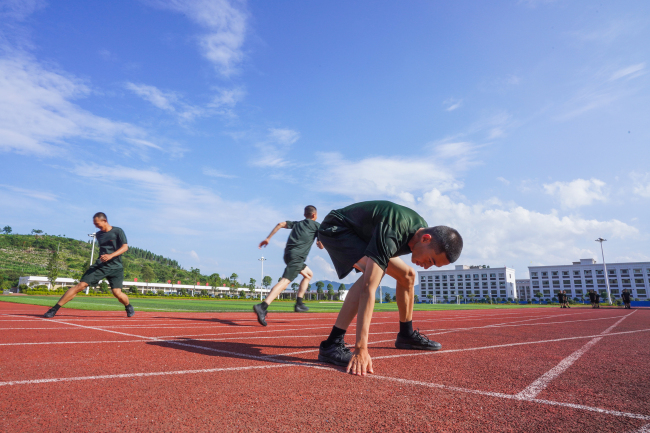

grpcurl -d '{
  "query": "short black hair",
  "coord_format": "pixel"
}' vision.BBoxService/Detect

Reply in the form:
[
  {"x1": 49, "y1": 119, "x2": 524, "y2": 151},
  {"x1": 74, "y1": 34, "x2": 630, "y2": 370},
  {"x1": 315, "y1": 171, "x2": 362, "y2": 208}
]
[
  {"x1": 304, "y1": 205, "x2": 317, "y2": 218},
  {"x1": 425, "y1": 225, "x2": 463, "y2": 263},
  {"x1": 93, "y1": 212, "x2": 107, "y2": 221}
]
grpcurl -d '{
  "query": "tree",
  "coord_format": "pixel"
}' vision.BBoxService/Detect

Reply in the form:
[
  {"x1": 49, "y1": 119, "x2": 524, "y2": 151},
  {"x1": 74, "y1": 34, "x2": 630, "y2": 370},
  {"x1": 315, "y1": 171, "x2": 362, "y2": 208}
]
[
  {"x1": 315, "y1": 281, "x2": 325, "y2": 300},
  {"x1": 2, "y1": 226, "x2": 12, "y2": 234},
  {"x1": 327, "y1": 283, "x2": 335, "y2": 300},
  {"x1": 338, "y1": 283, "x2": 346, "y2": 300},
  {"x1": 31, "y1": 229, "x2": 43, "y2": 235},
  {"x1": 306, "y1": 283, "x2": 312, "y2": 300},
  {"x1": 534, "y1": 291, "x2": 544, "y2": 303},
  {"x1": 458, "y1": 294, "x2": 464, "y2": 304},
  {"x1": 99, "y1": 280, "x2": 110, "y2": 294},
  {"x1": 414, "y1": 294, "x2": 419, "y2": 303},
  {"x1": 46, "y1": 248, "x2": 60, "y2": 290},
  {"x1": 384, "y1": 292, "x2": 391, "y2": 303},
  {"x1": 142, "y1": 264, "x2": 155, "y2": 283},
  {"x1": 239, "y1": 290, "x2": 246, "y2": 298},
  {"x1": 291, "y1": 282, "x2": 299, "y2": 291},
  {"x1": 230, "y1": 273, "x2": 238, "y2": 287},
  {"x1": 427, "y1": 294, "x2": 433, "y2": 303},
  {"x1": 262, "y1": 275, "x2": 272, "y2": 288},
  {"x1": 468, "y1": 294, "x2": 475, "y2": 303},
  {"x1": 249, "y1": 278, "x2": 256, "y2": 289}
]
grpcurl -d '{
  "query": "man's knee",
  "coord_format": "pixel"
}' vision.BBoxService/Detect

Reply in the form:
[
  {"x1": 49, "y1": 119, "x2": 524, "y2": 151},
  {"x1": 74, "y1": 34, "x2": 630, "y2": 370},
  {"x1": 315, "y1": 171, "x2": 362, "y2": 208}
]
[
  {"x1": 396, "y1": 267, "x2": 416, "y2": 288},
  {"x1": 72, "y1": 282, "x2": 88, "y2": 293},
  {"x1": 111, "y1": 288, "x2": 124, "y2": 297}
]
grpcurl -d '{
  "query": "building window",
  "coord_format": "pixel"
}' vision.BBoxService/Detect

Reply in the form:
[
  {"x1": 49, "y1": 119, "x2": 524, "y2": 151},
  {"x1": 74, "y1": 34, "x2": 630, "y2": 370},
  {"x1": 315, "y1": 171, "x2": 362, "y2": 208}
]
[
  {"x1": 573, "y1": 270, "x2": 580, "y2": 276},
  {"x1": 481, "y1": 274, "x2": 487, "y2": 279},
  {"x1": 552, "y1": 271, "x2": 558, "y2": 276},
  {"x1": 542, "y1": 272, "x2": 548, "y2": 278},
  {"x1": 442, "y1": 275, "x2": 447, "y2": 281},
  {"x1": 499, "y1": 273, "x2": 504, "y2": 278},
  {"x1": 622, "y1": 279, "x2": 631, "y2": 286},
  {"x1": 584, "y1": 270, "x2": 592, "y2": 276},
  {"x1": 633, "y1": 269, "x2": 642, "y2": 276},
  {"x1": 596, "y1": 270, "x2": 604, "y2": 276},
  {"x1": 635, "y1": 279, "x2": 645, "y2": 286},
  {"x1": 621, "y1": 269, "x2": 629, "y2": 275},
  {"x1": 482, "y1": 282, "x2": 488, "y2": 288},
  {"x1": 465, "y1": 275, "x2": 471, "y2": 280},
  {"x1": 574, "y1": 280, "x2": 582, "y2": 287},
  {"x1": 435, "y1": 283, "x2": 440, "y2": 288},
  {"x1": 531, "y1": 272, "x2": 538, "y2": 277},
  {"x1": 608, "y1": 269, "x2": 616, "y2": 276},
  {"x1": 435, "y1": 275, "x2": 440, "y2": 280},
  {"x1": 609, "y1": 279, "x2": 618, "y2": 286},
  {"x1": 563, "y1": 280, "x2": 571, "y2": 285},
  {"x1": 562, "y1": 271, "x2": 569, "y2": 276},
  {"x1": 491, "y1": 282, "x2": 497, "y2": 287},
  {"x1": 473, "y1": 274, "x2": 479, "y2": 280}
]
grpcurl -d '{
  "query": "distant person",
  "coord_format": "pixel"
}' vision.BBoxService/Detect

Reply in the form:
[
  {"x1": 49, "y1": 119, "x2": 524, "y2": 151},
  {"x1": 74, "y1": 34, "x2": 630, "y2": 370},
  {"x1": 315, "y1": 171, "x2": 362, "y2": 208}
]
[
  {"x1": 44, "y1": 212, "x2": 134, "y2": 318},
  {"x1": 588, "y1": 289, "x2": 596, "y2": 308},
  {"x1": 253, "y1": 205, "x2": 324, "y2": 326},
  {"x1": 316, "y1": 200, "x2": 463, "y2": 375},
  {"x1": 595, "y1": 291, "x2": 601, "y2": 308},
  {"x1": 564, "y1": 291, "x2": 571, "y2": 308},
  {"x1": 622, "y1": 289, "x2": 632, "y2": 309},
  {"x1": 557, "y1": 291, "x2": 564, "y2": 308}
]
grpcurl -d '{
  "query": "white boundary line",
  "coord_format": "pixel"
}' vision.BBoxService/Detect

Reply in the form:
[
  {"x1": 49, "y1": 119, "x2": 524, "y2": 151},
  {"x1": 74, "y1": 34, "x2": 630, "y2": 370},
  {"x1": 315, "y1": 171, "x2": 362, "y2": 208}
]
[{"x1": 516, "y1": 311, "x2": 635, "y2": 399}]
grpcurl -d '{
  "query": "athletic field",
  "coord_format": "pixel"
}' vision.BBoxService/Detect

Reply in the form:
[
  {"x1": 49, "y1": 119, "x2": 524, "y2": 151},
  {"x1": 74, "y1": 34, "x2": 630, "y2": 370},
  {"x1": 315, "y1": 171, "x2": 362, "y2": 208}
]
[{"x1": 1, "y1": 301, "x2": 648, "y2": 432}]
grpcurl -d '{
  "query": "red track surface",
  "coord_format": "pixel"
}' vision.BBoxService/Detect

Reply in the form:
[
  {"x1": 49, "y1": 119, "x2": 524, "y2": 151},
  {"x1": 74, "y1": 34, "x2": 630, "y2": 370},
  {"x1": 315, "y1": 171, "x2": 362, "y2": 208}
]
[{"x1": 1, "y1": 303, "x2": 649, "y2": 432}]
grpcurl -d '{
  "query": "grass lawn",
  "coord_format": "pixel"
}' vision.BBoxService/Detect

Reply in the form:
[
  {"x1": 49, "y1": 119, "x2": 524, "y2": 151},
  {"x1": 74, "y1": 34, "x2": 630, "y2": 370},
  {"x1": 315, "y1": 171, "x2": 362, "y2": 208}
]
[{"x1": 0, "y1": 295, "x2": 552, "y2": 313}]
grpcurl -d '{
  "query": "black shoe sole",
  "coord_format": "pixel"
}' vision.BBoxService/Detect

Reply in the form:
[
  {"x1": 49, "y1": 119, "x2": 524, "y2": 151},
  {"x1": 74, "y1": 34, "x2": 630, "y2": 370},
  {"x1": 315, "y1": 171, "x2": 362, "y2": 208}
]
[
  {"x1": 394, "y1": 342, "x2": 442, "y2": 351},
  {"x1": 126, "y1": 308, "x2": 135, "y2": 318},
  {"x1": 43, "y1": 312, "x2": 56, "y2": 318},
  {"x1": 294, "y1": 305, "x2": 309, "y2": 312},
  {"x1": 318, "y1": 353, "x2": 349, "y2": 366}
]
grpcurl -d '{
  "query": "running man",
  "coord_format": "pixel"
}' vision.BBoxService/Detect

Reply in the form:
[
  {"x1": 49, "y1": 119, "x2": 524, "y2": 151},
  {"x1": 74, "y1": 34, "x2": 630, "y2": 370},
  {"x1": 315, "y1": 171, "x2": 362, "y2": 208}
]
[
  {"x1": 316, "y1": 200, "x2": 463, "y2": 375},
  {"x1": 557, "y1": 291, "x2": 564, "y2": 308},
  {"x1": 253, "y1": 205, "x2": 323, "y2": 326},
  {"x1": 44, "y1": 212, "x2": 134, "y2": 318},
  {"x1": 588, "y1": 289, "x2": 596, "y2": 308},
  {"x1": 622, "y1": 289, "x2": 632, "y2": 309}
]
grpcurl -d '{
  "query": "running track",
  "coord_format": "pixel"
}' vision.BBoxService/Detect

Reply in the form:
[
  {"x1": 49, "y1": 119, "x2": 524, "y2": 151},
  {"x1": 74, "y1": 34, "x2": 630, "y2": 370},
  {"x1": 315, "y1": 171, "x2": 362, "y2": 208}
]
[{"x1": 0, "y1": 302, "x2": 648, "y2": 432}]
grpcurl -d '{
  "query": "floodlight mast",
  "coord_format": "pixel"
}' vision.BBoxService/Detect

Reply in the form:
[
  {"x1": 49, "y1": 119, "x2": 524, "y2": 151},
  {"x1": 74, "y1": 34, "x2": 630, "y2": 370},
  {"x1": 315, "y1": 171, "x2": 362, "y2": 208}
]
[
  {"x1": 595, "y1": 238, "x2": 612, "y2": 305},
  {"x1": 258, "y1": 257, "x2": 267, "y2": 300},
  {"x1": 85, "y1": 233, "x2": 96, "y2": 295}
]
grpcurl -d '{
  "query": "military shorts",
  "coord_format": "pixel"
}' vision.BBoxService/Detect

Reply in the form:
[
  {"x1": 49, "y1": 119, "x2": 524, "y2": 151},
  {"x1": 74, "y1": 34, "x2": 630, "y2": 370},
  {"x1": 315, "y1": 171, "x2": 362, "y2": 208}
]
[
  {"x1": 317, "y1": 215, "x2": 368, "y2": 280},
  {"x1": 80, "y1": 263, "x2": 124, "y2": 289},
  {"x1": 281, "y1": 250, "x2": 308, "y2": 281}
]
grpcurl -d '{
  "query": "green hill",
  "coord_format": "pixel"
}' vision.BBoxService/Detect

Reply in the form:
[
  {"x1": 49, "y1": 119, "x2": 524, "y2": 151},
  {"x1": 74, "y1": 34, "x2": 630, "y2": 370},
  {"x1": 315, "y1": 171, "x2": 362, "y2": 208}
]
[{"x1": 0, "y1": 234, "x2": 242, "y2": 290}]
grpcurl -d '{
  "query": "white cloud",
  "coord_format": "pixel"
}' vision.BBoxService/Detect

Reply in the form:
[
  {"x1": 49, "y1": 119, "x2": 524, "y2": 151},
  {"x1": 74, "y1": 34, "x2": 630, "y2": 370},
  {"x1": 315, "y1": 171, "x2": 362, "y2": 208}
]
[
  {"x1": 203, "y1": 167, "x2": 236, "y2": 178},
  {"x1": 125, "y1": 82, "x2": 176, "y2": 111},
  {"x1": 70, "y1": 164, "x2": 281, "y2": 236},
  {"x1": 443, "y1": 98, "x2": 462, "y2": 112},
  {"x1": 190, "y1": 250, "x2": 199, "y2": 260},
  {"x1": 631, "y1": 172, "x2": 650, "y2": 198},
  {"x1": 251, "y1": 128, "x2": 301, "y2": 168},
  {"x1": 609, "y1": 63, "x2": 646, "y2": 81},
  {"x1": 0, "y1": 184, "x2": 57, "y2": 201},
  {"x1": 0, "y1": 55, "x2": 162, "y2": 156},
  {"x1": 151, "y1": 0, "x2": 247, "y2": 77},
  {"x1": 543, "y1": 178, "x2": 607, "y2": 208},
  {"x1": 496, "y1": 177, "x2": 510, "y2": 185},
  {"x1": 416, "y1": 188, "x2": 637, "y2": 268},
  {"x1": 0, "y1": 0, "x2": 46, "y2": 21}
]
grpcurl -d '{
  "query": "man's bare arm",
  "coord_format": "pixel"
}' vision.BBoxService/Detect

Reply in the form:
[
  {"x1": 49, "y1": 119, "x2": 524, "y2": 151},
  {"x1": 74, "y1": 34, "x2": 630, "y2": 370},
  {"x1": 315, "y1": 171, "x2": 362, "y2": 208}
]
[
  {"x1": 347, "y1": 257, "x2": 384, "y2": 376},
  {"x1": 259, "y1": 222, "x2": 288, "y2": 249},
  {"x1": 100, "y1": 244, "x2": 128, "y2": 263},
  {"x1": 316, "y1": 240, "x2": 324, "y2": 250}
]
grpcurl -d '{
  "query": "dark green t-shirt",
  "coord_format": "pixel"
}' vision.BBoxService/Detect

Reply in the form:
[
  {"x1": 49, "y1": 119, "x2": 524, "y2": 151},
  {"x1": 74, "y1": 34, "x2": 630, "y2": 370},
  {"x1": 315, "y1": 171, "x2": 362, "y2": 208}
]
[
  {"x1": 328, "y1": 200, "x2": 428, "y2": 270},
  {"x1": 95, "y1": 227, "x2": 128, "y2": 268},
  {"x1": 285, "y1": 219, "x2": 320, "y2": 259}
]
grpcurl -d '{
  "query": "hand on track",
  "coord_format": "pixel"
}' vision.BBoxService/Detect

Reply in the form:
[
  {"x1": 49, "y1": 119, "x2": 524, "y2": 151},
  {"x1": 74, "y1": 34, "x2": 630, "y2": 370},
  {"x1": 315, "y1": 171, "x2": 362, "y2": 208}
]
[{"x1": 347, "y1": 347, "x2": 373, "y2": 376}]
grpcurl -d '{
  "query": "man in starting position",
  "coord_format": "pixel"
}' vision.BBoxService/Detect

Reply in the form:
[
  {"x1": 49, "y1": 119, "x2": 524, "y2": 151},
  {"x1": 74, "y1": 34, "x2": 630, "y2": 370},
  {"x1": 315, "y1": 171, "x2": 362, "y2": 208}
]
[
  {"x1": 316, "y1": 200, "x2": 463, "y2": 375},
  {"x1": 254, "y1": 205, "x2": 323, "y2": 326},
  {"x1": 44, "y1": 212, "x2": 134, "y2": 318}
]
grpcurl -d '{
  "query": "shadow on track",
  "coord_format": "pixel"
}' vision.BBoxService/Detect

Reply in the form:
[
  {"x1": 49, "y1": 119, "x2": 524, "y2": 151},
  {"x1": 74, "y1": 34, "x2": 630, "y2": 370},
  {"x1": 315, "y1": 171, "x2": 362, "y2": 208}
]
[{"x1": 147, "y1": 338, "x2": 318, "y2": 364}]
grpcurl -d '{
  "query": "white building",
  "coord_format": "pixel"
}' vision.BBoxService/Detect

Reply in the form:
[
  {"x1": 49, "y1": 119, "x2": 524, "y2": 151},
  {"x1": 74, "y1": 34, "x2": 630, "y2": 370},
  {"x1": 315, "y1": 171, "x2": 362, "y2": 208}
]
[
  {"x1": 516, "y1": 279, "x2": 531, "y2": 301},
  {"x1": 17, "y1": 275, "x2": 348, "y2": 300},
  {"x1": 528, "y1": 258, "x2": 650, "y2": 301},
  {"x1": 418, "y1": 265, "x2": 517, "y2": 302}
]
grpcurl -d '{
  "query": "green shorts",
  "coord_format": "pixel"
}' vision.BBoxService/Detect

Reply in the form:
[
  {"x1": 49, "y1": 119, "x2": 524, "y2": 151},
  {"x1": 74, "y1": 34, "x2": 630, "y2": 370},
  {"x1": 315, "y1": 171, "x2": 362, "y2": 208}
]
[
  {"x1": 318, "y1": 215, "x2": 368, "y2": 279},
  {"x1": 281, "y1": 250, "x2": 307, "y2": 281},
  {"x1": 80, "y1": 264, "x2": 124, "y2": 289}
]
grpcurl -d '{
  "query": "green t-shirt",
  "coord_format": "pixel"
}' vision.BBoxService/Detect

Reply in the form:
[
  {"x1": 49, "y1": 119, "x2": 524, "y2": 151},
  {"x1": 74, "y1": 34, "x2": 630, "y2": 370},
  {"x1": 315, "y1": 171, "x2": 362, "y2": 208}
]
[
  {"x1": 95, "y1": 227, "x2": 128, "y2": 268},
  {"x1": 285, "y1": 219, "x2": 320, "y2": 259},
  {"x1": 328, "y1": 200, "x2": 428, "y2": 270}
]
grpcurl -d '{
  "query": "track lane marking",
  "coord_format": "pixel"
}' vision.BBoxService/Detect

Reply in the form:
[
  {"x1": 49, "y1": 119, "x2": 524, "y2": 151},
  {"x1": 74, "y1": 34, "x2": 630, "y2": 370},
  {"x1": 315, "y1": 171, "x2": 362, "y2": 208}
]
[{"x1": 515, "y1": 311, "x2": 636, "y2": 399}]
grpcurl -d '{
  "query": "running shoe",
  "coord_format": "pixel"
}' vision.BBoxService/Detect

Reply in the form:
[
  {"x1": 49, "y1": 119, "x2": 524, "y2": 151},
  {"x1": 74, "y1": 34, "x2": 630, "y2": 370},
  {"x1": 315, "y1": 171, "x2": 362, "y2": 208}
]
[
  {"x1": 294, "y1": 303, "x2": 309, "y2": 312},
  {"x1": 125, "y1": 304, "x2": 135, "y2": 317},
  {"x1": 394, "y1": 329, "x2": 442, "y2": 351},
  {"x1": 43, "y1": 308, "x2": 57, "y2": 318},
  {"x1": 253, "y1": 303, "x2": 267, "y2": 326},
  {"x1": 318, "y1": 340, "x2": 352, "y2": 366}
]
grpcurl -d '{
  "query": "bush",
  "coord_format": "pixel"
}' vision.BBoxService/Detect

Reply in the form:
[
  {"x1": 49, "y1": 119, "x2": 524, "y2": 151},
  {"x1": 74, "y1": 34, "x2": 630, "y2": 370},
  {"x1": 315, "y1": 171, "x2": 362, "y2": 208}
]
[{"x1": 129, "y1": 285, "x2": 138, "y2": 294}]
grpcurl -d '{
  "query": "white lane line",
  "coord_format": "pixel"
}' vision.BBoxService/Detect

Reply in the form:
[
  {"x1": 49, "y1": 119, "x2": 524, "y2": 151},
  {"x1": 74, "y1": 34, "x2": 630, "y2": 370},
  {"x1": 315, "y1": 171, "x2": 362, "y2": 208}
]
[
  {"x1": 364, "y1": 374, "x2": 650, "y2": 421},
  {"x1": 0, "y1": 364, "x2": 293, "y2": 387},
  {"x1": 0, "y1": 340, "x2": 145, "y2": 346},
  {"x1": 630, "y1": 424, "x2": 650, "y2": 433},
  {"x1": 515, "y1": 311, "x2": 635, "y2": 400}
]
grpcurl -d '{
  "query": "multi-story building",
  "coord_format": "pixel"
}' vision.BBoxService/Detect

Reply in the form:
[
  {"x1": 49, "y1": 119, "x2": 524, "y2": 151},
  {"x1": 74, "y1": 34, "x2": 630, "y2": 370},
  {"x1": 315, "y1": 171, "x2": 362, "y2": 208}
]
[
  {"x1": 418, "y1": 265, "x2": 517, "y2": 302},
  {"x1": 528, "y1": 258, "x2": 650, "y2": 301},
  {"x1": 516, "y1": 279, "x2": 531, "y2": 301}
]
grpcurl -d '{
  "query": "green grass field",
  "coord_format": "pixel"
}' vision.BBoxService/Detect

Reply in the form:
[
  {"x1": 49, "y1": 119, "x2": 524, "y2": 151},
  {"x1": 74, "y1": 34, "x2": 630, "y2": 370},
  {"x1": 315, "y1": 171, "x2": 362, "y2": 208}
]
[{"x1": 0, "y1": 295, "x2": 550, "y2": 313}]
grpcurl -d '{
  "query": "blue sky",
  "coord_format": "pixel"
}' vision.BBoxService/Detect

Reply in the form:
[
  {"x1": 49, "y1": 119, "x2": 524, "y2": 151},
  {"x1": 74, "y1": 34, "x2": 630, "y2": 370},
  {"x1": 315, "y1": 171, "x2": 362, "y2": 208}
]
[{"x1": 1, "y1": 0, "x2": 649, "y2": 285}]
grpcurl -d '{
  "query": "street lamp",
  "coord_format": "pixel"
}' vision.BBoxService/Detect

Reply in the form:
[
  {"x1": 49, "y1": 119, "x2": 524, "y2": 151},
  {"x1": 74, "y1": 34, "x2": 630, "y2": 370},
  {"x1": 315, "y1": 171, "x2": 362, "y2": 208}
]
[
  {"x1": 595, "y1": 238, "x2": 612, "y2": 305},
  {"x1": 85, "y1": 233, "x2": 96, "y2": 295},
  {"x1": 258, "y1": 257, "x2": 266, "y2": 300}
]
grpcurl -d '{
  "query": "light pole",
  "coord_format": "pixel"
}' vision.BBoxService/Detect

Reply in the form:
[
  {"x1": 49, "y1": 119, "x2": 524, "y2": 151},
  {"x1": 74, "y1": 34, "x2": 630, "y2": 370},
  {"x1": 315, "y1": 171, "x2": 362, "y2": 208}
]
[
  {"x1": 85, "y1": 233, "x2": 96, "y2": 295},
  {"x1": 595, "y1": 238, "x2": 612, "y2": 305},
  {"x1": 258, "y1": 257, "x2": 266, "y2": 300}
]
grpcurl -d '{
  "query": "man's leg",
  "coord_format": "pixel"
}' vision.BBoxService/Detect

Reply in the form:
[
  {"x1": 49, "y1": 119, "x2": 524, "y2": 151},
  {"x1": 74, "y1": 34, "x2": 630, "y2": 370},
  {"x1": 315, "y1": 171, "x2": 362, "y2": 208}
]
[
  {"x1": 111, "y1": 288, "x2": 130, "y2": 306},
  {"x1": 333, "y1": 258, "x2": 369, "y2": 330},
  {"x1": 253, "y1": 278, "x2": 291, "y2": 326},
  {"x1": 43, "y1": 282, "x2": 89, "y2": 317},
  {"x1": 295, "y1": 267, "x2": 313, "y2": 312}
]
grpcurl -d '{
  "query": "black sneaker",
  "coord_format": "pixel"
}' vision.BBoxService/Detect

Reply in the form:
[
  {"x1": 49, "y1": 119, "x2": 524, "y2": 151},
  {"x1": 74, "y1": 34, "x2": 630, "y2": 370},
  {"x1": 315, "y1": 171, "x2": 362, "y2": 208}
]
[
  {"x1": 294, "y1": 303, "x2": 309, "y2": 312},
  {"x1": 395, "y1": 329, "x2": 442, "y2": 351},
  {"x1": 43, "y1": 308, "x2": 58, "y2": 318},
  {"x1": 318, "y1": 340, "x2": 352, "y2": 366},
  {"x1": 253, "y1": 303, "x2": 267, "y2": 326},
  {"x1": 125, "y1": 304, "x2": 135, "y2": 317}
]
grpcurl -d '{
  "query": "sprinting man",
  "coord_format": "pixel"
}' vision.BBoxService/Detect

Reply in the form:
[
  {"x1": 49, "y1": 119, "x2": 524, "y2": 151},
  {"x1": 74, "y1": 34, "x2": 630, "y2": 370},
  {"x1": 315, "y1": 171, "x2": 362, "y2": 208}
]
[
  {"x1": 253, "y1": 205, "x2": 323, "y2": 326},
  {"x1": 622, "y1": 289, "x2": 632, "y2": 309},
  {"x1": 316, "y1": 200, "x2": 463, "y2": 375},
  {"x1": 44, "y1": 213, "x2": 134, "y2": 318}
]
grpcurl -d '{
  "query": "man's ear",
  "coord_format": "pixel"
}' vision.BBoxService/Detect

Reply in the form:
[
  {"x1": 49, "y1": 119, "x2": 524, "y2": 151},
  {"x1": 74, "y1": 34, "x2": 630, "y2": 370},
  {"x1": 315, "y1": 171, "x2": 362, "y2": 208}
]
[{"x1": 421, "y1": 233, "x2": 432, "y2": 243}]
